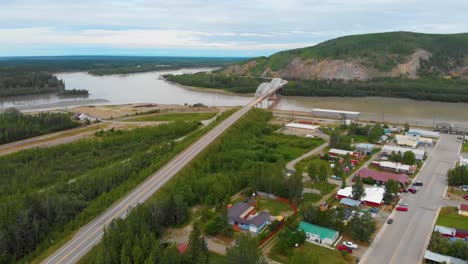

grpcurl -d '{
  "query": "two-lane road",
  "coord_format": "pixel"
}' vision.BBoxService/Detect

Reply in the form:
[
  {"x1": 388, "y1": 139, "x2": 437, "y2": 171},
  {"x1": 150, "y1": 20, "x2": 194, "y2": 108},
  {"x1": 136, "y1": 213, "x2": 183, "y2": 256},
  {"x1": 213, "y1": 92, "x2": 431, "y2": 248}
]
[
  {"x1": 361, "y1": 134, "x2": 461, "y2": 264},
  {"x1": 41, "y1": 81, "x2": 286, "y2": 264}
]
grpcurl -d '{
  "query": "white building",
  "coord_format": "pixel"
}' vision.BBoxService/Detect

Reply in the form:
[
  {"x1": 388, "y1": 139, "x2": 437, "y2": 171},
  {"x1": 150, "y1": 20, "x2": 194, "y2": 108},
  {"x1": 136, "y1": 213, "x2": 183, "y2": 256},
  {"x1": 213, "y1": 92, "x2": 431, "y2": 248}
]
[
  {"x1": 311, "y1": 108, "x2": 360, "y2": 119},
  {"x1": 336, "y1": 187, "x2": 385, "y2": 207},
  {"x1": 381, "y1": 145, "x2": 425, "y2": 161},
  {"x1": 285, "y1": 123, "x2": 320, "y2": 133}
]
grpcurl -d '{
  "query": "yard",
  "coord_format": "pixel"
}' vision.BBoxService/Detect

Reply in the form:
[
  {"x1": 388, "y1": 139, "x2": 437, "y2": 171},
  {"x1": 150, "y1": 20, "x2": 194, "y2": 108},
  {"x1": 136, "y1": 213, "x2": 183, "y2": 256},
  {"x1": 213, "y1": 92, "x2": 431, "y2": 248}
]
[
  {"x1": 295, "y1": 156, "x2": 332, "y2": 176},
  {"x1": 436, "y1": 207, "x2": 468, "y2": 230},
  {"x1": 304, "y1": 181, "x2": 338, "y2": 196},
  {"x1": 124, "y1": 112, "x2": 218, "y2": 122},
  {"x1": 270, "y1": 242, "x2": 355, "y2": 264},
  {"x1": 256, "y1": 196, "x2": 293, "y2": 216}
]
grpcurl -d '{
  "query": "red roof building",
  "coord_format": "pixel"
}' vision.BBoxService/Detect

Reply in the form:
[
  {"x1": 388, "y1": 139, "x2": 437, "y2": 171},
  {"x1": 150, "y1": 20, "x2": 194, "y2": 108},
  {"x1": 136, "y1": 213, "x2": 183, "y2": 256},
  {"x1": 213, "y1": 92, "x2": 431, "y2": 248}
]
[{"x1": 356, "y1": 168, "x2": 410, "y2": 185}]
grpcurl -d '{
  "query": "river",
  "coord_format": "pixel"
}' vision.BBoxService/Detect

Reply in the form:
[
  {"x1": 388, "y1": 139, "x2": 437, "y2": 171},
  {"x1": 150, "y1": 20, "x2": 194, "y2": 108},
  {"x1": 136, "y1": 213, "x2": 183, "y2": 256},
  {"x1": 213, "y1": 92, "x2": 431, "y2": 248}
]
[{"x1": 1, "y1": 68, "x2": 467, "y2": 127}]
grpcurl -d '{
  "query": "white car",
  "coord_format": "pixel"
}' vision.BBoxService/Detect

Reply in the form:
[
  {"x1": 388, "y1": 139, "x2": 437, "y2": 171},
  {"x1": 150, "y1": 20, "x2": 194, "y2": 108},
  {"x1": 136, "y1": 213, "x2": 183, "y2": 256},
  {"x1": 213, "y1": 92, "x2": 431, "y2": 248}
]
[
  {"x1": 399, "y1": 202, "x2": 409, "y2": 207},
  {"x1": 342, "y1": 241, "x2": 359, "y2": 250}
]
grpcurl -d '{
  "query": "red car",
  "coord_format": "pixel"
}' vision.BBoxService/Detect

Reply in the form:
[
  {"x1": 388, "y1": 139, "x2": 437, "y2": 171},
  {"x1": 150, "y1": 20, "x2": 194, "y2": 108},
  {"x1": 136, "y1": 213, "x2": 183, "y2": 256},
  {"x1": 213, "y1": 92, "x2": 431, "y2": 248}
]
[
  {"x1": 396, "y1": 206, "x2": 408, "y2": 212},
  {"x1": 463, "y1": 195, "x2": 468, "y2": 201},
  {"x1": 337, "y1": 245, "x2": 353, "y2": 253}
]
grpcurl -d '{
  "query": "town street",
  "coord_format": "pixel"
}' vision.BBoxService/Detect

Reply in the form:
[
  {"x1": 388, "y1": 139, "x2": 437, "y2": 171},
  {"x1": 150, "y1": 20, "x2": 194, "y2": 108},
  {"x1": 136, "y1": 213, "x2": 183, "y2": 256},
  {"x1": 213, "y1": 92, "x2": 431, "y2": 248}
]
[{"x1": 361, "y1": 134, "x2": 461, "y2": 264}]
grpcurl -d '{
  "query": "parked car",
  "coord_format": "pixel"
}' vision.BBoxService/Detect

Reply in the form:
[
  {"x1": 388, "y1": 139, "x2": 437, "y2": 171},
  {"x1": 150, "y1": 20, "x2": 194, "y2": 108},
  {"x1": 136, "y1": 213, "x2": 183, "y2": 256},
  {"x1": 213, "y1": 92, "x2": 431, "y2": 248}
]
[
  {"x1": 396, "y1": 206, "x2": 409, "y2": 211},
  {"x1": 463, "y1": 195, "x2": 468, "y2": 200},
  {"x1": 408, "y1": 187, "x2": 418, "y2": 194},
  {"x1": 460, "y1": 185, "x2": 468, "y2": 192},
  {"x1": 343, "y1": 241, "x2": 359, "y2": 250},
  {"x1": 337, "y1": 245, "x2": 353, "y2": 253},
  {"x1": 370, "y1": 207, "x2": 379, "y2": 214},
  {"x1": 413, "y1": 181, "x2": 423, "y2": 186},
  {"x1": 398, "y1": 202, "x2": 409, "y2": 207},
  {"x1": 387, "y1": 218, "x2": 394, "y2": 224},
  {"x1": 331, "y1": 175, "x2": 342, "y2": 180}
]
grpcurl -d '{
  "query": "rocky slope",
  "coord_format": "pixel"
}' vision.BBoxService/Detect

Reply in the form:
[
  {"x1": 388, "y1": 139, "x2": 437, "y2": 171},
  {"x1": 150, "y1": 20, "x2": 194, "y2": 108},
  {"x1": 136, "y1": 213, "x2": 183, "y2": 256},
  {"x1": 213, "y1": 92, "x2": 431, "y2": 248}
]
[{"x1": 221, "y1": 32, "x2": 468, "y2": 81}]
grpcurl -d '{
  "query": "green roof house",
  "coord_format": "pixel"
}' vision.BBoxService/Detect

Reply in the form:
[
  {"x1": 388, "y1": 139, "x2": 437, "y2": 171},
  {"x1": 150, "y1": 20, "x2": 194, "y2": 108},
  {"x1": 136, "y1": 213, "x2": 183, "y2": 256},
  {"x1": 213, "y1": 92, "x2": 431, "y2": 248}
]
[{"x1": 298, "y1": 221, "x2": 340, "y2": 246}]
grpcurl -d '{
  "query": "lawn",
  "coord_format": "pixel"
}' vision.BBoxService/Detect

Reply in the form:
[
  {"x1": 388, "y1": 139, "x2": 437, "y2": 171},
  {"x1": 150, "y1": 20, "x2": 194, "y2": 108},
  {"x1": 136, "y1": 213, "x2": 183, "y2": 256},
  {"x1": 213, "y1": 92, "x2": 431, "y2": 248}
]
[
  {"x1": 264, "y1": 133, "x2": 324, "y2": 161},
  {"x1": 295, "y1": 156, "x2": 332, "y2": 176},
  {"x1": 302, "y1": 193, "x2": 323, "y2": 206},
  {"x1": 436, "y1": 207, "x2": 468, "y2": 230},
  {"x1": 462, "y1": 142, "x2": 468, "y2": 153},
  {"x1": 270, "y1": 242, "x2": 354, "y2": 264},
  {"x1": 304, "y1": 181, "x2": 338, "y2": 196},
  {"x1": 256, "y1": 196, "x2": 292, "y2": 216},
  {"x1": 124, "y1": 112, "x2": 217, "y2": 122}
]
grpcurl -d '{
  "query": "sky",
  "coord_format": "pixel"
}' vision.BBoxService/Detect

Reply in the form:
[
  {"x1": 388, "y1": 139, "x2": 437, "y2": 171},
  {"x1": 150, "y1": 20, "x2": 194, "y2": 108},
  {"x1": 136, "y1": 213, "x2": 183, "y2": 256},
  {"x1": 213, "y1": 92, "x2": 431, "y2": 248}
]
[{"x1": 1, "y1": 0, "x2": 467, "y2": 57}]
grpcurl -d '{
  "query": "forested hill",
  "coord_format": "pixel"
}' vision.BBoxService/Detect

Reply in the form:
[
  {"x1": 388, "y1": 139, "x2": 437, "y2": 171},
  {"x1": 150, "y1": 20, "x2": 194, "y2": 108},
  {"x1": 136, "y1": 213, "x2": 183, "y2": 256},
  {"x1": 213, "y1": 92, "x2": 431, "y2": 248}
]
[{"x1": 221, "y1": 31, "x2": 468, "y2": 81}]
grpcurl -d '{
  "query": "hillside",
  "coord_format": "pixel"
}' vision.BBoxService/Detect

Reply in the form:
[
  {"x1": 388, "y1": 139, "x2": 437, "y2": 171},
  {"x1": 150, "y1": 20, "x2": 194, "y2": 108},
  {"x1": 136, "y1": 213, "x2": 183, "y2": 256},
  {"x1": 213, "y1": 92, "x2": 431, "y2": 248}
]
[{"x1": 221, "y1": 31, "x2": 468, "y2": 81}]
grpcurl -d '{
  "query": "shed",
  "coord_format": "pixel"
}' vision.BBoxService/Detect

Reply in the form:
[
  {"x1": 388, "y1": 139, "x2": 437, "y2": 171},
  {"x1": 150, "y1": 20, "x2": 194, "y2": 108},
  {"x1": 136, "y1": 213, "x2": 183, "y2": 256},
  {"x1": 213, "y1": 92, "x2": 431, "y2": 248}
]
[
  {"x1": 298, "y1": 221, "x2": 339, "y2": 246},
  {"x1": 459, "y1": 204, "x2": 468, "y2": 217}
]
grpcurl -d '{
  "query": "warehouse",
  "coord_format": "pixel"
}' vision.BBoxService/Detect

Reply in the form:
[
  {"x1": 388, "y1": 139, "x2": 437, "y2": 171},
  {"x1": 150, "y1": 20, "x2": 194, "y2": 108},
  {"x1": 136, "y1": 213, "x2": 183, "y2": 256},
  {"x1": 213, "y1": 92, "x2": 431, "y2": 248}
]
[
  {"x1": 407, "y1": 128, "x2": 440, "y2": 139},
  {"x1": 284, "y1": 123, "x2": 320, "y2": 134},
  {"x1": 311, "y1": 108, "x2": 360, "y2": 119}
]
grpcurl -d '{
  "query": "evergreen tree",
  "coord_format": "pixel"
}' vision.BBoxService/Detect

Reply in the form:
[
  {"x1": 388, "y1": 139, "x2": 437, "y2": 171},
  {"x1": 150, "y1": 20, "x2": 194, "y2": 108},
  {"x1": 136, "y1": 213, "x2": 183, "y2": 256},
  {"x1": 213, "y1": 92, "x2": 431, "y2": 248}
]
[
  {"x1": 352, "y1": 176, "x2": 365, "y2": 200},
  {"x1": 226, "y1": 234, "x2": 266, "y2": 264},
  {"x1": 187, "y1": 223, "x2": 209, "y2": 264},
  {"x1": 308, "y1": 163, "x2": 318, "y2": 182}
]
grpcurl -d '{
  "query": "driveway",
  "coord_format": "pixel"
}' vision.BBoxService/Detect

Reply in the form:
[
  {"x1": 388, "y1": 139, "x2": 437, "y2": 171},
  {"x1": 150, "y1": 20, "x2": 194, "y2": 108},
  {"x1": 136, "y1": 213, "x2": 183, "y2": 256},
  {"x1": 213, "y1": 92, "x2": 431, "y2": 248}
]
[{"x1": 360, "y1": 134, "x2": 461, "y2": 264}]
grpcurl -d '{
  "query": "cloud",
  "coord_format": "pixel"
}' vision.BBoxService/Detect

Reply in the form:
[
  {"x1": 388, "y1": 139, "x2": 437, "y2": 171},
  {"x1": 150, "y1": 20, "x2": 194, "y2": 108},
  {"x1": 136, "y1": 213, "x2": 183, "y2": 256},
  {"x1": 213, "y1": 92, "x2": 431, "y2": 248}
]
[{"x1": 0, "y1": 0, "x2": 467, "y2": 56}]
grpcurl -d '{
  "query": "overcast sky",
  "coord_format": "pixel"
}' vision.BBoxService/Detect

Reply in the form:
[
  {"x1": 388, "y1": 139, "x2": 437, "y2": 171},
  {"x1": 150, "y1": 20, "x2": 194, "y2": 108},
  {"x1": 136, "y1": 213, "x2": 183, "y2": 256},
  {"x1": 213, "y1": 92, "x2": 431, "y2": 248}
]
[{"x1": 1, "y1": 0, "x2": 467, "y2": 57}]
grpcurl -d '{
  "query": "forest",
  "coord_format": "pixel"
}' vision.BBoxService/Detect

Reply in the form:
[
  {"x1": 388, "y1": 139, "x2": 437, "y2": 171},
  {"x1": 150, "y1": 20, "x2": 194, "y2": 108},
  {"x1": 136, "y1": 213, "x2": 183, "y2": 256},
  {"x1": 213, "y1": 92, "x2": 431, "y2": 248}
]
[
  {"x1": 0, "y1": 108, "x2": 80, "y2": 144},
  {"x1": 81, "y1": 109, "x2": 323, "y2": 263},
  {"x1": 0, "y1": 119, "x2": 214, "y2": 263},
  {"x1": 167, "y1": 72, "x2": 468, "y2": 103},
  {"x1": 0, "y1": 71, "x2": 65, "y2": 97}
]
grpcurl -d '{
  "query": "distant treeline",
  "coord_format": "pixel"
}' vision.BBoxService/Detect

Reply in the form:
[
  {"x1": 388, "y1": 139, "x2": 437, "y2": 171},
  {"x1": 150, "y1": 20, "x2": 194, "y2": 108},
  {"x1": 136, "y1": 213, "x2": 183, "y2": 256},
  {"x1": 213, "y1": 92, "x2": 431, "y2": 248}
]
[
  {"x1": 167, "y1": 72, "x2": 468, "y2": 102},
  {"x1": 0, "y1": 108, "x2": 79, "y2": 144},
  {"x1": 0, "y1": 56, "x2": 248, "y2": 97},
  {"x1": 59, "y1": 89, "x2": 89, "y2": 96},
  {"x1": 0, "y1": 71, "x2": 65, "y2": 97}
]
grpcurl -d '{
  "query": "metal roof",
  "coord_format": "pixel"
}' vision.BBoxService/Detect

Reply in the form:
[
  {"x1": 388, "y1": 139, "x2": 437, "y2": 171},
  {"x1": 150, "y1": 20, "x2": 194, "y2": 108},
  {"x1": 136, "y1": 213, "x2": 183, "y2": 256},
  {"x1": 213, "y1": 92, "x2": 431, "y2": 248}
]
[{"x1": 298, "y1": 221, "x2": 339, "y2": 240}]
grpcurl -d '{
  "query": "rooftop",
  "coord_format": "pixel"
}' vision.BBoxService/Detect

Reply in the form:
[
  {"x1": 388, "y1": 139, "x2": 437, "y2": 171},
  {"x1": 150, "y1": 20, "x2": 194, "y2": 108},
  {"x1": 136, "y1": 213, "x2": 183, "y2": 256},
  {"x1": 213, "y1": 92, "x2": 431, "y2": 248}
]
[
  {"x1": 460, "y1": 203, "x2": 468, "y2": 212},
  {"x1": 340, "y1": 198, "x2": 361, "y2": 207},
  {"x1": 311, "y1": 108, "x2": 360, "y2": 115},
  {"x1": 357, "y1": 167, "x2": 410, "y2": 184},
  {"x1": 337, "y1": 186, "x2": 385, "y2": 205},
  {"x1": 298, "y1": 221, "x2": 339, "y2": 240},
  {"x1": 228, "y1": 202, "x2": 270, "y2": 227},
  {"x1": 285, "y1": 123, "x2": 320, "y2": 130}
]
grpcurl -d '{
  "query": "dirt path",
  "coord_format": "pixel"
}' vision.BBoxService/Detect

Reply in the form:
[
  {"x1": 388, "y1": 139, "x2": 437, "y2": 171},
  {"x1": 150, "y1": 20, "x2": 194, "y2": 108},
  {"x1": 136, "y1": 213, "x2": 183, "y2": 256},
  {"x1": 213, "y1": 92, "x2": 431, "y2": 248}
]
[{"x1": 286, "y1": 142, "x2": 329, "y2": 172}]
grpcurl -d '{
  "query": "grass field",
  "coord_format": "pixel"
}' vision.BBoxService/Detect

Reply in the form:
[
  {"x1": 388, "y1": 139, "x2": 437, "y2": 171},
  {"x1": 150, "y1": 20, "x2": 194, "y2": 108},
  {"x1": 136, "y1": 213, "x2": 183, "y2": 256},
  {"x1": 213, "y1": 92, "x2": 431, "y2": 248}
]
[
  {"x1": 436, "y1": 207, "x2": 468, "y2": 230},
  {"x1": 295, "y1": 156, "x2": 332, "y2": 176},
  {"x1": 264, "y1": 133, "x2": 324, "y2": 161},
  {"x1": 270, "y1": 242, "x2": 354, "y2": 264},
  {"x1": 124, "y1": 112, "x2": 217, "y2": 122},
  {"x1": 256, "y1": 196, "x2": 292, "y2": 216}
]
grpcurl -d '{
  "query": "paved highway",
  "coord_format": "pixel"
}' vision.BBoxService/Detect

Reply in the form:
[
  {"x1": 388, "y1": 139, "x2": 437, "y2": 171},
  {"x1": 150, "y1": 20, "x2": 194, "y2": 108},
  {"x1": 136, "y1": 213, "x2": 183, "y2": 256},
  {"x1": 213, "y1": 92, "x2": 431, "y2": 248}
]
[
  {"x1": 41, "y1": 80, "x2": 286, "y2": 264},
  {"x1": 361, "y1": 134, "x2": 461, "y2": 264}
]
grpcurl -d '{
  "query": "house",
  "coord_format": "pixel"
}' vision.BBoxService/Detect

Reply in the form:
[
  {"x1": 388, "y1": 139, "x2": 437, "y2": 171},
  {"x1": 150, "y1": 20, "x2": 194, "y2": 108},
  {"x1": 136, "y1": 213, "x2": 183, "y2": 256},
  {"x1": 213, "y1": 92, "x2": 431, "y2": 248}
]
[
  {"x1": 407, "y1": 128, "x2": 440, "y2": 139},
  {"x1": 78, "y1": 113, "x2": 97, "y2": 122},
  {"x1": 459, "y1": 204, "x2": 468, "y2": 217},
  {"x1": 336, "y1": 186, "x2": 385, "y2": 207},
  {"x1": 434, "y1": 225, "x2": 456, "y2": 237},
  {"x1": 298, "y1": 221, "x2": 340, "y2": 246},
  {"x1": 340, "y1": 197, "x2": 361, "y2": 207},
  {"x1": 285, "y1": 123, "x2": 320, "y2": 133},
  {"x1": 424, "y1": 250, "x2": 466, "y2": 264},
  {"x1": 227, "y1": 202, "x2": 271, "y2": 233},
  {"x1": 371, "y1": 161, "x2": 416, "y2": 174},
  {"x1": 379, "y1": 135, "x2": 389, "y2": 144},
  {"x1": 381, "y1": 145, "x2": 425, "y2": 160},
  {"x1": 356, "y1": 167, "x2": 410, "y2": 185},
  {"x1": 355, "y1": 143, "x2": 375, "y2": 155}
]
